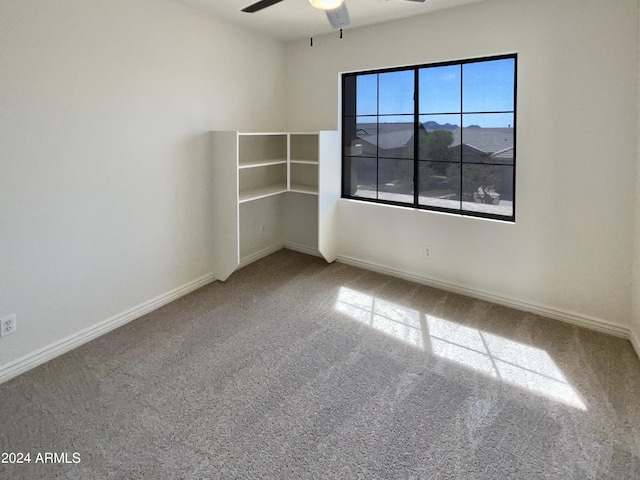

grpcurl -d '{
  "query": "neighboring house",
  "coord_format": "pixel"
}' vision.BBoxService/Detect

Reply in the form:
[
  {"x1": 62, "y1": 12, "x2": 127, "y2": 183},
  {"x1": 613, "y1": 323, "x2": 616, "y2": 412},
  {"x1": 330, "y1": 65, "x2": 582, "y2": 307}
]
[
  {"x1": 450, "y1": 127, "x2": 514, "y2": 200},
  {"x1": 354, "y1": 124, "x2": 513, "y2": 164},
  {"x1": 491, "y1": 146, "x2": 514, "y2": 163},
  {"x1": 450, "y1": 127, "x2": 514, "y2": 165},
  {"x1": 350, "y1": 122, "x2": 425, "y2": 188},
  {"x1": 354, "y1": 122, "x2": 424, "y2": 159},
  {"x1": 350, "y1": 123, "x2": 514, "y2": 200}
]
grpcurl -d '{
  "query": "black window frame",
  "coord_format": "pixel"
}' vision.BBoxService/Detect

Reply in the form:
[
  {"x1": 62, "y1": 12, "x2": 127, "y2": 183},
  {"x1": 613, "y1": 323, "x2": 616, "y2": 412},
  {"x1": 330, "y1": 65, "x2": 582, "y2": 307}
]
[{"x1": 341, "y1": 53, "x2": 517, "y2": 222}]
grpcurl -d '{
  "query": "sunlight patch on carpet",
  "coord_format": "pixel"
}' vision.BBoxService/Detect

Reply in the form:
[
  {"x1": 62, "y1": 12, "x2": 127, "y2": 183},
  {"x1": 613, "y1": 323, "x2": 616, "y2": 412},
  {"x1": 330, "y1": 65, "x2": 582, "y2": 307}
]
[{"x1": 335, "y1": 286, "x2": 587, "y2": 410}]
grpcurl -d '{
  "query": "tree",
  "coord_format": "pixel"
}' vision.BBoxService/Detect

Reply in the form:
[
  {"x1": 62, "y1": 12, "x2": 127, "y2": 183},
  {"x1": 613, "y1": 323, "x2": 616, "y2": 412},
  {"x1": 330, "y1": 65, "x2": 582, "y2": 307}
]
[
  {"x1": 419, "y1": 130, "x2": 454, "y2": 164},
  {"x1": 395, "y1": 129, "x2": 455, "y2": 192},
  {"x1": 446, "y1": 163, "x2": 501, "y2": 203}
]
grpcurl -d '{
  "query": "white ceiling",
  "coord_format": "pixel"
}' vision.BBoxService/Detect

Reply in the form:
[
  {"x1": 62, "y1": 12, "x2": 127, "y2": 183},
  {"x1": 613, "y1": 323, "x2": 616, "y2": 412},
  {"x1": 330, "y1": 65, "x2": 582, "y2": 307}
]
[{"x1": 170, "y1": 0, "x2": 486, "y2": 41}]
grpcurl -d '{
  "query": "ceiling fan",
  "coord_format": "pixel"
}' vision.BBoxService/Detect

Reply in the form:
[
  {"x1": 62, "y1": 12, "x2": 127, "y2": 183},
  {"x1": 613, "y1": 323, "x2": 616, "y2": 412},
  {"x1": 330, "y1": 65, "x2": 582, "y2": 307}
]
[{"x1": 242, "y1": 0, "x2": 426, "y2": 30}]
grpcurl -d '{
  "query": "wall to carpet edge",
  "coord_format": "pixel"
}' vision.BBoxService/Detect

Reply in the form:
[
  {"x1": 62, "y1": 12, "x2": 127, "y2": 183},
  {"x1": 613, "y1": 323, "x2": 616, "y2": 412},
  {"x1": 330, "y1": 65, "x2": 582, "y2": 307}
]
[
  {"x1": 0, "y1": 273, "x2": 216, "y2": 385},
  {"x1": 0, "y1": 0, "x2": 287, "y2": 368},
  {"x1": 285, "y1": 0, "x2": 638, "y2": 334},
  {"x1": 335, "y1": 253, "x2": 631, "y2": 338}
]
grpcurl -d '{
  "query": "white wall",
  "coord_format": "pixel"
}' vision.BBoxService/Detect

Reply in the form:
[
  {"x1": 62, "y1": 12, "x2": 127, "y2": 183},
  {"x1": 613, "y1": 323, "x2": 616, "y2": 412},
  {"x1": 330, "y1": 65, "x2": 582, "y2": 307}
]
[
  {"x1": 240, "y1": 196, "x2": 285, "y2": 261},
  {"x1": 285, "y1": 0, "x2": 637, "y2": 331},
  {"x1": 283, "y1": 194, "x2": 318, "y2": 251},
  {"x1": 0, "y1": 0, "x2": 286, "y2": 369}
]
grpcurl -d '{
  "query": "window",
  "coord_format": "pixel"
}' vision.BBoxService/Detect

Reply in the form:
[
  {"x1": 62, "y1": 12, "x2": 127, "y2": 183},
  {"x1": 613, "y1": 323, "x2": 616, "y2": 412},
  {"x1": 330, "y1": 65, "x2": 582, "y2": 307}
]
[{"x1": 342, "y1": 54, "x2": 517, "y2": 221}]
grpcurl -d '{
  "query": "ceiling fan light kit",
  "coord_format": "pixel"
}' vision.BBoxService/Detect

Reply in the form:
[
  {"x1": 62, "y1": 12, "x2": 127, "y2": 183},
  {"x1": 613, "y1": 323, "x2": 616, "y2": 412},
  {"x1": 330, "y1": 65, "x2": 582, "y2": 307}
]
[
  {"x1": 308, "y1": 0, "x2": 343, "y2": 10},
  {"x1": 241, "y1": 0, "x2": 426, "y2": 40}
]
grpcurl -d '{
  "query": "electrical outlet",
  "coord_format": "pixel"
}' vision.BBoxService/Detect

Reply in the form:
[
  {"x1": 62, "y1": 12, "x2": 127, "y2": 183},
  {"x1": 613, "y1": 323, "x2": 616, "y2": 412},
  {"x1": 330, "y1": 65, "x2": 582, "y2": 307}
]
[
  {"x1": 423, "y1": 246, "x2": 431, "y2": 258},
  {"x1": 1, "y1": 314, "x2": 16, "y2": 337}
]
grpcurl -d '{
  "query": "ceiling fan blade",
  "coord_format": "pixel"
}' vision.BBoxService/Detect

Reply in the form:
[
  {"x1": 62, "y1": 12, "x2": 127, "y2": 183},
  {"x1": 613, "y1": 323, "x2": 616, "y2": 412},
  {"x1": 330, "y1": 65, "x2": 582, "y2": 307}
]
[
  {"x1": 326, "y1": 2, "x2": 350, "y2": 29},
  {"x1": 241, "y1": 0, "x2": 284, "y2": 13}
]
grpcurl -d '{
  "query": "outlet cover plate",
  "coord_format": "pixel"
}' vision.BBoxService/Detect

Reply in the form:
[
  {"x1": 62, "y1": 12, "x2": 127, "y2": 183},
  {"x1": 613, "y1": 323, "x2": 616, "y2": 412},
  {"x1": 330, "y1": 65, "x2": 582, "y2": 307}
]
[{"x1": 1, "y1": 314, "x2": 16, "y2": 337}]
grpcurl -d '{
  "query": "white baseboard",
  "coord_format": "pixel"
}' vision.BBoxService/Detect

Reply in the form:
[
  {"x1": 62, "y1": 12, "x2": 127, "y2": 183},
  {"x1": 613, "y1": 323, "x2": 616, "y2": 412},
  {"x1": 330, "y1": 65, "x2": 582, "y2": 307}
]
[
  {"x1": 284, "y1": 241, "x2": 321, "y2": 258},
  {"x1": 238, "y1": 243, "x2": 284, "y2": 270},
  {"x1": 0, "y1": 273, "x2": 215, "y2": 385},
  {"x1": 237, "y1": 242, "x2": 322, "y2": 270},
  {"x1": 336, "y1": 254, "x2": 631, "y2": 339}
]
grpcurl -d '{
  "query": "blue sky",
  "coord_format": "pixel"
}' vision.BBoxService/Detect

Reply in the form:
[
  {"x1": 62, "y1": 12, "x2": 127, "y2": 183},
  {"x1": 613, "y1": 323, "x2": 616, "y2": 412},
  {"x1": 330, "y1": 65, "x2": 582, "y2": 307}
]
[{"x1": 355, "y1": 58, "x2": 515, "y2": 128}]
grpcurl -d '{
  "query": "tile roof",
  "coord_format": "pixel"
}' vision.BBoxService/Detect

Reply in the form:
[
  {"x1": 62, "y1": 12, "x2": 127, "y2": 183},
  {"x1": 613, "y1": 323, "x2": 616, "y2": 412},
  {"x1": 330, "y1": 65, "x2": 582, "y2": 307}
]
[
  {"x1": 355, "y1": 123, "x2": 514, "y2": 157},
  {"x1": 451, "y1": 127, "x2": 514, "y2": 155},
  {"x1": 491, "y1": 146, "x2": 514, "y2": 160},
  {"x1": 356, "y1": 122, "x2": 415, "y2": 150}
]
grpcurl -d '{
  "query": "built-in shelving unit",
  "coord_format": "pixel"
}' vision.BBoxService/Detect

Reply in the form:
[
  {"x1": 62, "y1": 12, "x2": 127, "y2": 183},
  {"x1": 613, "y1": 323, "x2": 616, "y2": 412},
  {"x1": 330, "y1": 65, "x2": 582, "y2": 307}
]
[
  {"x1": 238, "y1": 133, "x2": 288, "y2": 203},
  {"x1": 211, "y1": 130, "x2": 339, "y2": 281}
]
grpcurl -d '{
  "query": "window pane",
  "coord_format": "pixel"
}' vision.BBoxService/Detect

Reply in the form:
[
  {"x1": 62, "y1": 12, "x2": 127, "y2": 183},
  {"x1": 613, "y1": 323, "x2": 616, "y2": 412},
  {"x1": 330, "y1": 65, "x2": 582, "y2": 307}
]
[
  {"x1": 379, "y1": 70, "x2": 414, "y2": 115},
  {"x1": 378, "y1": 119, "x2": 414, "y2": 159},
  {"x1": 419, "y1": 65, "x2": 461, "y2": 114},
  {"x1": 418, "y1": 161, "x2": 460, "y2": 210},
  {"x1": 418, "y1": 114, "x2": 460, "y2": 162},
  {"x1": 341, "y1": 55, "x2": 516, "y2": 221},
  {"x1": 420, "y1": 113, "x2": 461, "y2": 134},
  {"x1": 462, "y1": 58, "x2": 515, "y2": 112},
  {"x1": 356, "y1": 74, "x2": 377, "y2": 116},
  {"x1": 463, "y1": 113, "x2": 513, "y2": 128},
  {"x1": 460, "y1": 114, "x2": 514, "y2": 164},
  {"x1": 343, "y1": 116, "x2": 377, "y2": 158},
  {"x1": 461, "y1": 164, "x2": 514, "y2": 217},
  {"x1": 378, "y1": 159, "x2": 414, "y2": 203},
  {"x1": 343, "y1": 157, "x2": 376, "y2": 198}
]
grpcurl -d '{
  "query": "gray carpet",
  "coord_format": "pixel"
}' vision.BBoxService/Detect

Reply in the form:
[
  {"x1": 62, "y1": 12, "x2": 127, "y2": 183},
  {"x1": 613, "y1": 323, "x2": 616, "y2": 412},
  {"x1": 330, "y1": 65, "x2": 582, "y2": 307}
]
[{"x1": 1, "y1": 249, "x2": 639, "y2": 479}]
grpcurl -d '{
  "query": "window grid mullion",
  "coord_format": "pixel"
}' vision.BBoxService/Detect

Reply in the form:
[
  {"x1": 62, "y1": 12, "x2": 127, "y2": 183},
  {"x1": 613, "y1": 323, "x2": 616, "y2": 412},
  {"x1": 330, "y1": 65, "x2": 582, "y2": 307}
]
[
  {"x1": 413, "y1": 68, "x2": 419, "y2": 207},
  {"x1": 459, "y1": 63, "x2": 463, "y2": 212},
  {"x1": 376, "y1": 74, "x2": 379, "y2": 201}
]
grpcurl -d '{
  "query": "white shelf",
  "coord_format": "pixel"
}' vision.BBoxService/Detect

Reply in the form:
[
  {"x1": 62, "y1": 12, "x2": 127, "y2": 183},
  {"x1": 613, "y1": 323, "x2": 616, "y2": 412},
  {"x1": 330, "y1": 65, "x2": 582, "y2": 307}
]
[
  {"x1": 290, "y1": 159, "x2": 319, "y2": 165},
  {"x1": 289, "y1": 184, "x2": 318, "y2": 195},
  {"x1": 239, "y1": 184, "x2": 288, "y2": 203},
  {"x1": 239, "y1": 159, "x2": 287, "y2": 169}
]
